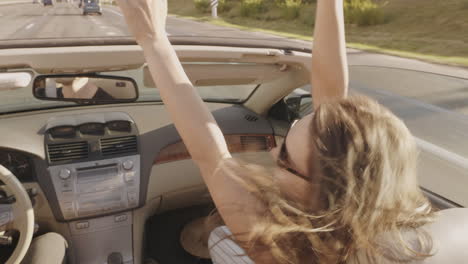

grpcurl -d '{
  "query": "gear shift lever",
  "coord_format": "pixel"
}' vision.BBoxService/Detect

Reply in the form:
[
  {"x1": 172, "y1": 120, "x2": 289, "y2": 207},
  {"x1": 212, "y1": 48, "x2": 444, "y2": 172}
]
[{"x1": 107, "y1": 252, "x2": 123, "y2": 264}]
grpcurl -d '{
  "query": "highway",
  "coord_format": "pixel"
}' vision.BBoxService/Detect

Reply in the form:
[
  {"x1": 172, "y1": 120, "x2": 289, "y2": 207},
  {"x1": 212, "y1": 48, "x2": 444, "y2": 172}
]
[{"x1": 0, "y1": 2, "x2": 129, "y2": 38}]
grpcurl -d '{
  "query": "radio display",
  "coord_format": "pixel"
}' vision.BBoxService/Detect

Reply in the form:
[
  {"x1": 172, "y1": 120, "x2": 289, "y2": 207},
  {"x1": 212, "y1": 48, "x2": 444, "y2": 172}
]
[{"x1": 77, "y1": 164, "x2": 119, "y2": 180}]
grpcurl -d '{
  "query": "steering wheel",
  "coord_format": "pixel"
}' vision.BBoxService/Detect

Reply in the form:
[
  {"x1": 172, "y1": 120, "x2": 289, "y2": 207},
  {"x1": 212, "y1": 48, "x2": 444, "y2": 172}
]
[{"x1": 0, "y1": 165, "x2": 34, "y2": 264}]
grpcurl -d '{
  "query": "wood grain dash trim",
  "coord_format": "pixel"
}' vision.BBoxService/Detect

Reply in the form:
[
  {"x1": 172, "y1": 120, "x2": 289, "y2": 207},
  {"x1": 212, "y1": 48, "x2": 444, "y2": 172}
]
[{"x1": 154, "y1": 134, "x2": 276, "y2": 165}]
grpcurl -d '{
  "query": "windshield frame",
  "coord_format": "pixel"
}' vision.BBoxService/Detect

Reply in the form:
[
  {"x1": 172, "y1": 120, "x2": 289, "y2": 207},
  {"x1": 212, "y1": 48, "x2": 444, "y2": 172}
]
[{"x1": 0, "y1": 37, "x2": 312, "y2": 54}]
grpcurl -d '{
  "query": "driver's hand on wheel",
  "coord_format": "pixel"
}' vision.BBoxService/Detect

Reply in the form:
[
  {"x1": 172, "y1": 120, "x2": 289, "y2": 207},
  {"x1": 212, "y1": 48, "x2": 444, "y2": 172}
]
[{"x1": 116, "y1": 0, "x2": 168, "y2": 45}]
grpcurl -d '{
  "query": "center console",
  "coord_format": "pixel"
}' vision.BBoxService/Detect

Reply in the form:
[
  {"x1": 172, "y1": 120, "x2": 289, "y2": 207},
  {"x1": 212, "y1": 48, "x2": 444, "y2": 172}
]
[{"x1": 42, "y1": 112, "x2": 142, "y2": 264}]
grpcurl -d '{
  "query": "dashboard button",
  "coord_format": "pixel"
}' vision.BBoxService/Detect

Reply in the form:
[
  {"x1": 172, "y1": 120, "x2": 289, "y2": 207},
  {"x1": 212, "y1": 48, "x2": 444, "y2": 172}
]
[
  {"x1": 115, "y1": 214, "x2": 127, "y2": 223},
  {"x1": 62, "y1": 181, "x2": 72, "y2": 192},
  {"x1": 76, "y1": 221, "x2": 89, "y2": 230},
  {"x1": 122, "y1": 160, "x2": 134, "y2": 171},
  {"x1": 61, "y1": 192, "x2": 73, "y2": 200},
  {"x1": 124, "y1": 172, "x2": 135, "y2": 182},
  {"x1": 59, "y1": 169, "x2": 72, "y2": 180},
  {"x1": 127, "y1": 192, "x2": 137, "y2": 205}
]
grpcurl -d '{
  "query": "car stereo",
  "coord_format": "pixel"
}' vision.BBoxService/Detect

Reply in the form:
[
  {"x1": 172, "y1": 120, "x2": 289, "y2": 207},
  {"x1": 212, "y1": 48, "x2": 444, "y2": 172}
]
[{"x1": 48, "y1": 155, "x2": 140, "y2": 220}]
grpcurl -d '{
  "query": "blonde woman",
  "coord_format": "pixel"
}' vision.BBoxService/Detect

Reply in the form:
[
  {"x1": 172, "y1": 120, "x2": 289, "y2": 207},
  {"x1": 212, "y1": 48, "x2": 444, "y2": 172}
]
[{"x1": 117, "y1": 0, "x2": 468, "y2": 263}]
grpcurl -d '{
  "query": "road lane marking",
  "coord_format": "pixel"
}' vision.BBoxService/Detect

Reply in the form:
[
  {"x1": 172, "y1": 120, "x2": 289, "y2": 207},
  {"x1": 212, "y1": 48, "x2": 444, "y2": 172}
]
[
  {"x1": 25, "y1": 23, "x2": 34, "y2": 30},
  {"x1": 103, "y1": 8, "x2": 123, "y2": 17},
  {"x1": 89, "y1": 17, "x2": 101, "y2": 24}
]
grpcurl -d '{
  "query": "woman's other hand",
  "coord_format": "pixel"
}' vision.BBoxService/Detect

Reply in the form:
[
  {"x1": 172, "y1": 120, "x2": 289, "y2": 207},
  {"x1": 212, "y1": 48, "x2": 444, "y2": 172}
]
[{"x1": 116, "y1": 0, "x2": 168, "y2": 44}]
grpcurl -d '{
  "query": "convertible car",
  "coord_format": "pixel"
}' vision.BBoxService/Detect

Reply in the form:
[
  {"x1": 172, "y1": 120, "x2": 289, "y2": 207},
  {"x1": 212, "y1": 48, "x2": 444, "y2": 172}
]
[{"x1": 0, "y1": 28, "x2": 467, "y2": 264}]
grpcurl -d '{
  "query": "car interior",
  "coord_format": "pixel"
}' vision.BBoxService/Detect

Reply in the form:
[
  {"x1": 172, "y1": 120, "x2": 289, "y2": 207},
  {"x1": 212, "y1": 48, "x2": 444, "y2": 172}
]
[{"x1": 0, "y1": 44, "x2": 462, "y2": 264}]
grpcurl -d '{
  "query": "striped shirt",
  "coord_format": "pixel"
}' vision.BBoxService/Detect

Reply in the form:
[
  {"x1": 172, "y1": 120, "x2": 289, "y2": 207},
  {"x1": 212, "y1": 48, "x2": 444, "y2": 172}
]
[{"x1": 208, "y1": 226, "x2": 255, "y2": 264}]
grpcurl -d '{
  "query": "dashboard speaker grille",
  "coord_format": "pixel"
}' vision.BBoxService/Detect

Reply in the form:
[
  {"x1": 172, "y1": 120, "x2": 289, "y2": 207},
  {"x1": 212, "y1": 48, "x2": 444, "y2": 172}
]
[
  {"x1": 244, "y1": 114, "x2": 259, "y2": 122},
  {"x1": 100, "y1": 136, "x2": 138, "y2": 156},
  {"x1": 47, "y1": 141, "x2": 89, "y2": 164}
]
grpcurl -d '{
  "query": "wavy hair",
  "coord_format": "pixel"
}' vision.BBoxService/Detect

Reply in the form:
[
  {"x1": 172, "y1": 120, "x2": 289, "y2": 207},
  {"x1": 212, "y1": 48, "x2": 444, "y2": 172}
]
[{"x1": 224, "y1": 96, "x2": 437, "y2": 264}]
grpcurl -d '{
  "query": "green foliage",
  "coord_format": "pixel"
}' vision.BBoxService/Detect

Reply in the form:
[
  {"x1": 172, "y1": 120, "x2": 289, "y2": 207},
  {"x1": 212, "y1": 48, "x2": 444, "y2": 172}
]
[
  {"x1": 218, "y1": 0, "x2": 234, "y2": 13},
  {"x1": 461, "y1": 0, "x2": 468, "y2": 9},
  {"x1": 344, "y1": 0, "x2": 388, "y2": 26},
  {"x1": 195, "y1": 0, "x2": 388, "y2": 26},
  {"x1": 277, "y1": 0, "x2": 302, "y2": 20},
  {"x1": 194, "y1": 0, "x2": 211, "y2": 13},
  {"x1": 299, "y1": 3, "x2": 315, "y2": 26},
  {"x1": 194, "y1": 0, "x2": 233, "y2": 14},
  {"x1": 240, "y1": 0, "x2": 266, "y2": 18}
]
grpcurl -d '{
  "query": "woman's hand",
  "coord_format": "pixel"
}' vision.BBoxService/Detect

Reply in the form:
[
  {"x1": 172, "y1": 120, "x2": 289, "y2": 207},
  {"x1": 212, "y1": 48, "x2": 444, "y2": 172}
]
[{"x1": 116, "y1": 0, "x2": 167, "y2": 44}]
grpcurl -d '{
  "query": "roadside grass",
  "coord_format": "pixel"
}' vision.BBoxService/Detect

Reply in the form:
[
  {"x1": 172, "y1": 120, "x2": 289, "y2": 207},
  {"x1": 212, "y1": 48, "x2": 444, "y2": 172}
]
[{"x1": 169, "y1": 0, "x2": 468, "y2": 67}]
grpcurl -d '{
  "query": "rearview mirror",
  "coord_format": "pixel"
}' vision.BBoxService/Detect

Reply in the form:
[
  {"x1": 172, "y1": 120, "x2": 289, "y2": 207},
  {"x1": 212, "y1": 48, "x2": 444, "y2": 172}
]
[{"x1": 33, "y1": 75, "x2": 138, "y2": 104}]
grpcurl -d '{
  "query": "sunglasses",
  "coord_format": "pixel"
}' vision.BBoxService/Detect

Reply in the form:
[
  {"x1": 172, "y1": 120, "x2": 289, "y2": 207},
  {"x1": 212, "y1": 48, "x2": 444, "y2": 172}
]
[{"x1": 276, "y1": 122, "x2": 309, "y2": 181}]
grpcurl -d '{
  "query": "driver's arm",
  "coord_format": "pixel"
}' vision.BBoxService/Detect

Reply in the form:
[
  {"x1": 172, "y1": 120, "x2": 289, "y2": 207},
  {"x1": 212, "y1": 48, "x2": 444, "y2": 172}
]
[
  {"x1": 116, "y1": 0, "x2": 230, "y2": 177},
  {"x1": 311, "y1": 0, "x2": 349, "y2": 108}
]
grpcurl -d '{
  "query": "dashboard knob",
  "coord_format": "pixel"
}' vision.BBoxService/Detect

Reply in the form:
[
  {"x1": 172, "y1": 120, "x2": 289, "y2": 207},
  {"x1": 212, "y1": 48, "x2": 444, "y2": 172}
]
[
  {"x1": 59, "y1": 169, "x2": 71, "y2": 180},
  {"x1": 123, "y1": 160, "x2": 134, "y2": 171}
]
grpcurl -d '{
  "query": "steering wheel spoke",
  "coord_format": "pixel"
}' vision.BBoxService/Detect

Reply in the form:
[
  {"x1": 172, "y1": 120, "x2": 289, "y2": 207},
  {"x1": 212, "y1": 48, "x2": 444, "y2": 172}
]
[{"x1": 0, "y1": 204, "x2": 14, "y2": 231}]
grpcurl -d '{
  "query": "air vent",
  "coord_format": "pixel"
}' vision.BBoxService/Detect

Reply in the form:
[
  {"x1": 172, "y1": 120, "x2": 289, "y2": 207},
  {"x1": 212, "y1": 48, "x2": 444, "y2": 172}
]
[
  {"x1": 244, "y1": 114, "x2": 259, "y2": 122},
  {"x1": 100, "y1": 136, "x2": 138, "y2": 156},
  {"x1": 47, "y1": 141, "x2": 89, "y2": 164},
  {"x1": 240, "y1": 136, "x2": 268, "y2": 151}
]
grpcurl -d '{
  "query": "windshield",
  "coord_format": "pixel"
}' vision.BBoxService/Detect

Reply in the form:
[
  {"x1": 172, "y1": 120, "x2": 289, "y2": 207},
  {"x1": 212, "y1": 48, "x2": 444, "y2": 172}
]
[{"x1": 1, "y1": 1, "x2": 466, "y2": 115}]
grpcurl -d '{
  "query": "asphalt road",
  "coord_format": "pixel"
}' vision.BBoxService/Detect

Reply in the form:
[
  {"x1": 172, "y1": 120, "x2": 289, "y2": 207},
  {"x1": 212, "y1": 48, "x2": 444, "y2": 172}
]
[
  {"x1": 0, "y1": 2, "x2": 129, "y2": 38},
  {"x1": 1, "y1": 2, "x2": 468, "y2": 205}
]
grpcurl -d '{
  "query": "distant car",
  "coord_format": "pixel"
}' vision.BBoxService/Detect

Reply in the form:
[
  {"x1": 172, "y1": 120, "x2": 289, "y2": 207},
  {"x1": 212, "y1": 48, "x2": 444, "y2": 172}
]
[
  {"x1": 82, "y1": 0, "x2": 102, "y2": 15},
  {"x1": 42, "y1": 0, "x2": 53, "y2": 6}
]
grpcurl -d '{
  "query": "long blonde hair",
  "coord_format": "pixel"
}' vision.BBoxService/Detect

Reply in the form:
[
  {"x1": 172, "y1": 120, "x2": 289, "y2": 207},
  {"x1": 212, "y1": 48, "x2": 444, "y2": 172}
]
[{"x1": 230, "y1": 96, "x2": 437, "y2": 263}]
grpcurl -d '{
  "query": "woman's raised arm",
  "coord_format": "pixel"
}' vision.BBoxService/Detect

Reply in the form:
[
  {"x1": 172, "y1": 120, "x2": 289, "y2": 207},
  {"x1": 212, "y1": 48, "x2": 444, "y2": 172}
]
[
  {"x1": 116, "y1": 0, "x2": 231, "y2": 176},
  {"x1": 117, "y1": 1, "x2": 269, "y2": 252},
  {"x1": 311, "y1": 0, "x2": 349, "y2": 108}
]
